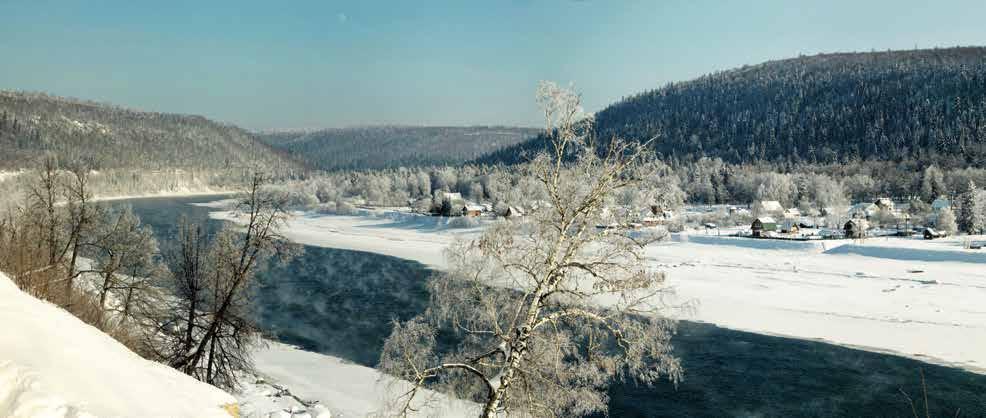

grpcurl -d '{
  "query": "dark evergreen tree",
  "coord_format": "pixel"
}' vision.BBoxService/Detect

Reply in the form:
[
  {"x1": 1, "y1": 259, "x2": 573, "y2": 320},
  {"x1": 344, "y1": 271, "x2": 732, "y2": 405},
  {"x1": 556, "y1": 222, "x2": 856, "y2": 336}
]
[{"x1": 958, "y1": 180, "x2": 983, "y2": 234}]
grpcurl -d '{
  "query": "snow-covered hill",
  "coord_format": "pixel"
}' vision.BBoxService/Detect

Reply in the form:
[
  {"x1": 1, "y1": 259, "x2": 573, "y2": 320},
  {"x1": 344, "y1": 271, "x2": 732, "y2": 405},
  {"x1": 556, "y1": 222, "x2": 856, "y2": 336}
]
[{"x1": 0, "y1": 272, "x2": 237, "y2": 418}]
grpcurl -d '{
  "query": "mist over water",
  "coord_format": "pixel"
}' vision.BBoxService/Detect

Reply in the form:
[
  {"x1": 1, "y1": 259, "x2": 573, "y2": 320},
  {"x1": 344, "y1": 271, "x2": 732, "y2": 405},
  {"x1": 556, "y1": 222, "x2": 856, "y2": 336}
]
[{"x1": 121, "y1": 195, "x2": 986, "y2": 417}]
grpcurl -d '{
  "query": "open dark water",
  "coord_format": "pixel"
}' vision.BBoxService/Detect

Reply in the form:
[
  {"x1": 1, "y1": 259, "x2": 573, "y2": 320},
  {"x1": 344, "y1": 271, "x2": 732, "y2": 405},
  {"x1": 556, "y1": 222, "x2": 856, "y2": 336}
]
[{"x1": 118, "y1": 195, "x2": 986, "y2": 418}]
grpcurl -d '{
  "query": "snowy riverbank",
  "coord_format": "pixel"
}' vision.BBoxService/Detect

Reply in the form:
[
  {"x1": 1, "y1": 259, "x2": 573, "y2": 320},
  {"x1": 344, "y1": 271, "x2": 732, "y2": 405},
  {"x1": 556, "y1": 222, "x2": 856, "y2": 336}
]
[
  {"x1": 0, "y1": 272, "x2": 237, "y2": 418},
  {"x1": 212, "y1": 207, "x2": 986, "y2": 374},
  {"x1": 239, "y1": 341, "x2": 477, "y2": 418}
]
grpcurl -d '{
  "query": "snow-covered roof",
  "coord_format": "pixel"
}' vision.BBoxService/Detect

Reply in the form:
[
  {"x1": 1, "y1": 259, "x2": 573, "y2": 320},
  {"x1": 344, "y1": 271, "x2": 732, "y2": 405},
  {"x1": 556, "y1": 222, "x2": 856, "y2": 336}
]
[
  {"x1": 845, "y1": 218, "x2": 868, "y2": 228},
  {"x1": 758, "y1": 200, "x2": 784, "y2": 212},
  {"x1": 463, "y1": 204, "x2": 484, "y2": 211},
  {"x1": 932, "y1": 198, "x2": 951, "y2": 210},
  {"x1": 754, "y1": 216, "x2": 777, "y2": 224},
  {"x1": 850, "y1": 202, "x2": 877, "y2": 214}
]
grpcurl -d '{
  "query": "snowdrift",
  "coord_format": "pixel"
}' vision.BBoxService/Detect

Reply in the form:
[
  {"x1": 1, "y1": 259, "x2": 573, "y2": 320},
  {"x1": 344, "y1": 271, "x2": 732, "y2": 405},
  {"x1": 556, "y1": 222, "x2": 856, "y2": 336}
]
[
  {"x1": 252, "y1": 341, "x2": 478, "y2": 417},
  {"x1": 824, "y1": 243, "x2": 986, "y2": 264},
  {"x1": 672, "y1": 234, "x2": 828, "y2": 252},
  {"x1": 0, "y1": 272, "x2": 236, "y2": 418}
]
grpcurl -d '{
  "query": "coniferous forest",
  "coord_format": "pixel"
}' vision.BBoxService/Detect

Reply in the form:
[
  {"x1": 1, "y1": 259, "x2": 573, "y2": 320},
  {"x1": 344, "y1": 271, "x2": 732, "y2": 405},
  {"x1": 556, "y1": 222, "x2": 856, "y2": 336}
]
[{"x1": 479, "y1": 47, "x2": 986, "y2": 168}]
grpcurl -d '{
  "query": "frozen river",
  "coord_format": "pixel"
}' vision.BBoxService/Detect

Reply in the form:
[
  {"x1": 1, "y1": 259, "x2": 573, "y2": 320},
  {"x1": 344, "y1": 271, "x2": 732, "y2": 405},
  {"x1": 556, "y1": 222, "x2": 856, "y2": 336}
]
[{"x1": 113, "y1": 195, "x2": 986, "y2": 417}]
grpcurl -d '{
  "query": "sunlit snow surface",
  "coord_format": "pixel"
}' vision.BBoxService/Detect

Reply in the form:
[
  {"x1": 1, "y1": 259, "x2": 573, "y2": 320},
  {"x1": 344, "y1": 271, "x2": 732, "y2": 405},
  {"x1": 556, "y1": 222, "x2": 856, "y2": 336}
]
[{"x1": 0, "y1": 272, "x2": 236, "y2": 418}]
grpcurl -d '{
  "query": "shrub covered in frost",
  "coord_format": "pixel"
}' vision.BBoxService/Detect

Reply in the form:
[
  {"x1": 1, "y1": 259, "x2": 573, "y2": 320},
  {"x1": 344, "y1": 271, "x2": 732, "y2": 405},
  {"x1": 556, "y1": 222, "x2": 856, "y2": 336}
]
[{"x1": 447, "y1": 215, "x2": 479, "y2": 229}]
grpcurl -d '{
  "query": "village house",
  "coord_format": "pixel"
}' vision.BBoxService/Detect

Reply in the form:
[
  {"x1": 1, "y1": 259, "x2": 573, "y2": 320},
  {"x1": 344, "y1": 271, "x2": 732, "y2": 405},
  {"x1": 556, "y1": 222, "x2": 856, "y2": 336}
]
[
  {"x1": 932, "y1": 197, "x2": 951, "y2": 211},
  {"x1": 503, "y1": 206, "x2": 525, "y2": 218},
  {"x1": 874, "y1": 198, "x2": 895, "y2": 211},
  {"x1": 783, "y1": 208, "x2": 801, "y2": 219},
  {"x1": 844, "y1": 218, "x2": 868, "y2": 238},
  {"x1": 751, "y1": 216, "x2": 777, "y2": 237},
  {"x1": 641, "y1": 204, "x2": 676, "y2": 226},
  {"x1": 461, "y1": 203, "x2": 484, "y2": 217},
  {"x1": 649, "y1": 205, "x2": 676, "y2": 219},
  {"x1": 754, "y1": 200, "x2": 784, "y2": 216},
  {"x1": 848, "y1": 202, "x2": 878, "y2": 219},
  {"x1": 923, "y1": 227, "x2": 947, "y2": 240}
]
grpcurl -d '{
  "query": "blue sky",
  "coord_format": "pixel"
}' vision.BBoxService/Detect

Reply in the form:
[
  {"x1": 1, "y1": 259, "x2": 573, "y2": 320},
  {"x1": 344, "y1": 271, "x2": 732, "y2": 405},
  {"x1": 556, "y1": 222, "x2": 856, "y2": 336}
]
[{"x1": 1, "y1": 1, "x2": 984, "y2": 130}]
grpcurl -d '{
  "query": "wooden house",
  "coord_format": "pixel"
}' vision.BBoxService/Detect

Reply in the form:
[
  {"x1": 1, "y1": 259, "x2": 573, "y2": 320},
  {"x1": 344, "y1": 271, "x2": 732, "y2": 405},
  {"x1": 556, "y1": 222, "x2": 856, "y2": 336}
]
[
  {"x1": 649, "y1": 205, "x2": 676, "y2": 219},
  {"x1": 755, "y1": 200, "x2": 784, "y2": 216},
  {"x1": 844, "y1": 219, "x2": 868, "y2": 238},
  {"x1": 462, "y1": 204, "x2": 484, "y2": 217},
  {"x1": 751, "y1": 216, "x2": 777, "y2": 237},
  {"x1": 874, "y1": 198, "x2": 895, "y2": 211},
  {"x1": 923, "y1": 228, "x2": 946, "y2": 240},
  {"x1": 503, "y1": 206, "x2": 525, "y2": 218},
  {"x1": 849, "y1": 202, "x2": 878, "y2": 219}
]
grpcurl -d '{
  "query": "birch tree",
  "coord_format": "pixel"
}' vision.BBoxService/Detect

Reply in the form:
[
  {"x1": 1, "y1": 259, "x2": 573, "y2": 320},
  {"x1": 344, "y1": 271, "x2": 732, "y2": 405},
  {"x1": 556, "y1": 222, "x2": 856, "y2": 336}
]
[
  {"x1": 380, "y1": 82, "x2": 682, "y2": 417},
  {"x1": 62, "y1": 162, "x2": 98, "y2": 298},
  {"x1": 25, "y1": 156, "x2": 65, "y2": 295},
  {"x1": 84, "y1": 205, "x2": 160, "y2": 326},
  {"x1": 165, "y1": 173, "x2": 297, "y2": 390}
]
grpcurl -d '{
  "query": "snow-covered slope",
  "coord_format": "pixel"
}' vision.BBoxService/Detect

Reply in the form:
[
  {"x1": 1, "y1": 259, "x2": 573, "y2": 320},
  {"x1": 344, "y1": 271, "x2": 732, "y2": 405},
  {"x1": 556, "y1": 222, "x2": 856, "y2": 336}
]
[
  {"x1": 246, "y1": 342, "x2": 477, "y2": 418},
  {"x1": 0, "y1": 272, "x2": 237, "y2": 418}
]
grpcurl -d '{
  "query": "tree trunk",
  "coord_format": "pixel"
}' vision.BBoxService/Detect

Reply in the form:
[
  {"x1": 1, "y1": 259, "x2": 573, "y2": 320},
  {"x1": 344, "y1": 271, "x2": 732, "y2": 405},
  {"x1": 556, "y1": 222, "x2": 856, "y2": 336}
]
[
  {"x1": 205, "y1": 326, "x2": 218, "y2": 383},
  {"x1": 65, "y1": 241, "x2": 79, "y2": 298},
  {"x1": 482, "y1": 308, "x2": 539, "y2": 417},
  {"x1": 183, "y1": 294, "x2": 197, "y2": 355},
  {"x1": 122, "y1": 285, "x2": 134, "y2": 320},
  {"x1": 97, "y1": 271, "x2": 113, "y2": 325}
]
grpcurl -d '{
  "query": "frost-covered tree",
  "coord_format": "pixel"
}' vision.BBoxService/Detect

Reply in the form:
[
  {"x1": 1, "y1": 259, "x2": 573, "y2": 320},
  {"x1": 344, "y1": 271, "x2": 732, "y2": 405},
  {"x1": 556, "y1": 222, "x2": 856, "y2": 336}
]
[
  {"x1": 958, "y1": 181, "x2": 984, "y2": 234},
  {"x1": 380, "y1": 82, "x2": 681, "y2": 417},
  {"x1": 61, "y1": 162, "x2": 99, "y2": 298},
  {"x1": 921, "y1": 165, "x2": 947, "y2": 202},
  {"x1": 843, "y1": 173, "x2": 877, "y2": 202},
  {"x1": 164, "y1": 173, "x2": 298, "y2": 390},
  {"x1": 83, "y1": 206, "x2": 161, "y2": 326},
  {"x1": 937, "y1": 207, "x2": 958, "y2": 235}
]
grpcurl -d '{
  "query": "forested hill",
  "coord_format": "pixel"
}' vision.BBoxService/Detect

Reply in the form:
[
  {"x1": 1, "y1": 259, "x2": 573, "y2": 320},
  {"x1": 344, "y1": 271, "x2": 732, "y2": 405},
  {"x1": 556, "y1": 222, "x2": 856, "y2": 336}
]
[
  {"x1": 258, "y1": 126, "x2": 539, "y2": 171},
  {"x1": 478, "y1": 47, "x2": 986, "y2": 167},
  {"x1": 0, "y1": 91, "x2": 300, "y2": 171}
]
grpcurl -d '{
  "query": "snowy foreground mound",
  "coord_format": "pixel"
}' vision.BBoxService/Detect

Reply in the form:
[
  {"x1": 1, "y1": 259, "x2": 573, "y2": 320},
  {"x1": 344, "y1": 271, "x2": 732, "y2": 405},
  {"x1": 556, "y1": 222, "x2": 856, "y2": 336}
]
[{"x1": 0, "y1": 272, "x2": 236, "y2": 418}]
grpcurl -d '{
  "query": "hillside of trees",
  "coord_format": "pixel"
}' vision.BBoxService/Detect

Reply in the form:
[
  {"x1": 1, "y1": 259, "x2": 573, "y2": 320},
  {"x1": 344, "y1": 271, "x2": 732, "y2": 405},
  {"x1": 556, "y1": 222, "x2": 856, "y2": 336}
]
[
  {"x1": 258, "y1": 126, "x2": 538, "y2": 171},
  {"x1": 0, "y1": 91, "x2": 300, "y2": 171},
  {"x1": 479, "y1": 47, "x2": 986, "y2": 167}
]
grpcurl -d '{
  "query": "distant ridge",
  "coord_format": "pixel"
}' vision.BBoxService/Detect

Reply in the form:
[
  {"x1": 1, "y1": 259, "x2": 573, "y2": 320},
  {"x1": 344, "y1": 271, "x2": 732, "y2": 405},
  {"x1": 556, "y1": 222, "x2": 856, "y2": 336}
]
[
  {"x1": 477, "y1": 46, "x2": 986, "y2": 167},
  {"x1": 258, "y1": 125, "x2": 539, "y2": 171},
  {"x1": 0, "y1": 90, "x2": 301, "y2": 171}
]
